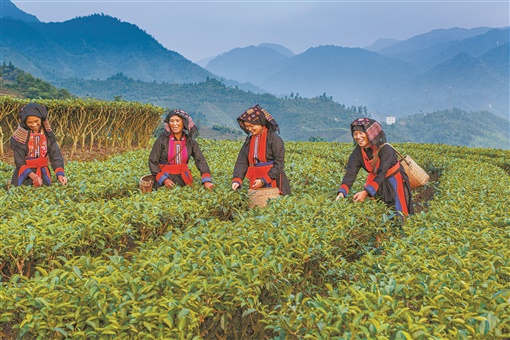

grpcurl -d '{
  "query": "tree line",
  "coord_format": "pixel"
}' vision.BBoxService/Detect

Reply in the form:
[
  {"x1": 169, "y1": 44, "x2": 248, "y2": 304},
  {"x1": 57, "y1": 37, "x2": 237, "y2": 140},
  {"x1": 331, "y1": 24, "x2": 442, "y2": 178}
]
[{"x1": 0, "y1": 62, "x2": 73, "y2": 100}]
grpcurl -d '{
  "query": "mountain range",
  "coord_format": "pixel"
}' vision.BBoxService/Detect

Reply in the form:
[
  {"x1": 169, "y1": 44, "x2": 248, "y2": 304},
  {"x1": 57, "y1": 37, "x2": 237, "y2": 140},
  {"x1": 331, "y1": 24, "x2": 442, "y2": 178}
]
[
  {"x1": 204, "y1": 28, "x2": 508, "y2": 118},
  {"x1": 0, "y1": 0, "x2": 508, "y2": 147}
]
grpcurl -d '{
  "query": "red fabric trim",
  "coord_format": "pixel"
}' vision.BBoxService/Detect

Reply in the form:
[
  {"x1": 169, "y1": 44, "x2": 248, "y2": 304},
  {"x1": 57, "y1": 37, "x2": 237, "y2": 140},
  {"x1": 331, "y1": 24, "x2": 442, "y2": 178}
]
[
  {"x1": 361, "y1": 146, "x2": 378, "y2": 173},
  {"x1": 246, "y1": 164, "x2": 277, "y2": 188},
  {"x1": 365, "y1": 173, "x2": 380, "y2": 193},
  {"x1": 158, "y1": 163, "x2": 193, "y2": 186},
  {"x1": 168, "y1": 135, "x2": 188, "y2": 165},
  {"x1": 394, "y1": 172, "x2": 409, "y2": 216},
  {"x1": 361, "y1": 147, "x2": 400, "y2": 194},
  {"x1": 156, "y1": 172, "x2": 166, "y2": 183},
  {"x1": 19, "y1": 157, "x2": 50, "y2": 182},
  {"x1": 248, "y1": 127, "x2": 268, "y2": 164},
  {"x1": 340, "y1": 184, "x2": 349, "y2": 194}
]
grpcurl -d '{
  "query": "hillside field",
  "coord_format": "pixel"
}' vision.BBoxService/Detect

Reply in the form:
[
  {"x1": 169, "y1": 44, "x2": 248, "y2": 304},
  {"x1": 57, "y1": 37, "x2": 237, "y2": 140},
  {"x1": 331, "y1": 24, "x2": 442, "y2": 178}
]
[{"x1": 1, "y1": 140, "x2": 509, "y2": 339}]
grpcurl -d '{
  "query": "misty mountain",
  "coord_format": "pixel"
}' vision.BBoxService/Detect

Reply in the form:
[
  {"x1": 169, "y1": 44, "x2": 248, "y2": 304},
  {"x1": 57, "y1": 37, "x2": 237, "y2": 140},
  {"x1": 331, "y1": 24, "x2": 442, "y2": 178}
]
[
  {"x1": 380, "y1": 45, "x2": 509, "y2": 116},
  {"x1": 0, "y1": 0, "x2": 39, "y2": 22},
  {"x1": 376, "y1": 27, "x2": 494, "y2": 55},
  {"x1": 0, "y1": 14, "x2": 214, "y2": 84},
  {"x1": 205, "y1": 44, "x2": 294, "y2": 82},
  {"x1": 1, "y1": 0, "x2": 508, "y2": 122},
  {"x1": 364, "y1": 38, "x2": 401, "y2": 51},
  {"x1": 56, "y1": 73, "x2": 508, "y2": 148},
  {"x1": 257, "y1": 43, "x2": 295, "y2": 57},
  {"x1": 258, "y1": 45, "x2": 419, "y2": 108},
  {"x1": 207, "y1": 29, "x2": 508, "y2": 119},
  {"x1": 377, "y1": 27, "x2": 509, "y2": 70},
  {"x1": 56, "y1": 74, "x2": 363, "y2": 141}
]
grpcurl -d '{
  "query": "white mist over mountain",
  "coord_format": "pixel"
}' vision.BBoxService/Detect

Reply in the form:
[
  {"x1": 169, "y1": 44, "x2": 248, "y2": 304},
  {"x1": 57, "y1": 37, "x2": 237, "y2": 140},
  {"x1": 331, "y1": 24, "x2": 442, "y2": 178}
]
[{"x1": 9, "y1": 0, "x2": 510, "y2": 62}]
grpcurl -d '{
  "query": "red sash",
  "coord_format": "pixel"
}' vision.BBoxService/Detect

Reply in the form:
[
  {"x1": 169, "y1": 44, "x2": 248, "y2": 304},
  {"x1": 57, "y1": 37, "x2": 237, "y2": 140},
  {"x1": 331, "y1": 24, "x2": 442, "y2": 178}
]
[
  {"x1": 246, "y1": 164, "x2": 277, "y2": 189},
  {"x1": 246, "y1": 128, "x2": 278, "y2": 188},
  {"x1": 19, "y1": 157, "x2": 50, "y2": 184},
  {"x1": 158, "y1": 163, "x2": 193, "y2": 186},
  {"x1": 361, "y1": 147, "x2": 401, "y2": 193},
  {"x1": 248, "y1": 128, "x2": 268, "y2": 164}
]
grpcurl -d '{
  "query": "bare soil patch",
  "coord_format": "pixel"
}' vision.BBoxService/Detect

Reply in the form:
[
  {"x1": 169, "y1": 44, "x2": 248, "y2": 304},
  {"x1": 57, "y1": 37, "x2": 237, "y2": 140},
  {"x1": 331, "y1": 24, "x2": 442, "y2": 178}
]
[{"x1": 413, "y1": 172, "x2": 440, "y2": 213}]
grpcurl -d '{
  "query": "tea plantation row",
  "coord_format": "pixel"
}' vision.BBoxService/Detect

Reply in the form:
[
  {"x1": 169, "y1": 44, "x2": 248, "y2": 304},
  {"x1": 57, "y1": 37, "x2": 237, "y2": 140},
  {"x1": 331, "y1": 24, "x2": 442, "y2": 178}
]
[{"x1": 0, "y1": 141, "x2": 509, "y2": 339}]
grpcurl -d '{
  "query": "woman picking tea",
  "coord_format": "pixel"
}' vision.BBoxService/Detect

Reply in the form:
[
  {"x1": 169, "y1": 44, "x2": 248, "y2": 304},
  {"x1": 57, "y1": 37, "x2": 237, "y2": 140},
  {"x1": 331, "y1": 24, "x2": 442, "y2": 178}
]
[
  {"x1": 231, "y1": 104, "x2": 290, "y2": 195},
  {"x1": 10, "y1": 103, "x2": 67, "y2": 187},
  {"x1": 336, "y1": 118, "x2": 413, "y2": 217},
  {"x1": 148, "y1": 109, "x2": 213, "y2": 190}
]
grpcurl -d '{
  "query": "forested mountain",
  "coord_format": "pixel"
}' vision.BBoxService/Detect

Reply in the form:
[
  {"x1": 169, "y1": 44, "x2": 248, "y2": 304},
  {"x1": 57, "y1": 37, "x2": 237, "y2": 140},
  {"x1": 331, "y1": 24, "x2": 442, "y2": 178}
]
[
  {"x1": 0, "y1": 14, "x2": 214, "y2": 84},
  {"x1": 258, "y1": 46, "x2": 418, "y2": 109},
  {"x1": 384, "y1": 108, "x2": 510, "y2": 149},
  {"x1": 2, "y1": 64, "x2": 508, "y2": 148},
  {"x1": 0, "y1": 62, "x2": 73, "y2": 99},
  {"x1": 57, "y1": 73, "x2": 508, "y2": 147},
  {"x1": 1, "y1": 0, "x2": 508, "y2": 146},
  {"x1": 0, "y1": 0, "x2": 39, "y2": 22},
  {"x1": 377, "y1": 44, "x2": 509, "y2": 117},
  {"x1": 57, "y1": 73, "x2": 363, "y2": 141}
]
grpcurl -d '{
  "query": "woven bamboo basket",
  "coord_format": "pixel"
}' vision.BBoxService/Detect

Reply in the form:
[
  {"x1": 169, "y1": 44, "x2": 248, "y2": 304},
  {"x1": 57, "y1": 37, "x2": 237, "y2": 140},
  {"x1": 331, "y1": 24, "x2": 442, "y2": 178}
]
[
  {"x1": 139, "y1": 174, "x2": 154, "y2": 194},
  {"x1": 400, "y1": 155, "x2": 430, "y2": 190},
  {"x1": 248, "y1": 187, "x2": 280, "y2": 208}
]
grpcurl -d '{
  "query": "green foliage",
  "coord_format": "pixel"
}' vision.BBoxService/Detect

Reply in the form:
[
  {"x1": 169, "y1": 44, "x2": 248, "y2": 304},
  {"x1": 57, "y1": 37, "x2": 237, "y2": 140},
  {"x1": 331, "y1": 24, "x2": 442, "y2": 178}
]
[
  {"x1": 1, "y1": 141, "x2": 509, "y2": 338},
  {"x1": 308, "y1": 136, "x2": 326, "y2": 142},
  {"x1": 212, "y1": 125, "x2": 242, "y2": 135},
  {"x1": 59, "y1": 74, "x2": 362, "y2": 142},
  {"x1": 0, "y1": 63, "x2": 73, "y2": 100},
  {"x1": 384, "y1": 109, "x2": 510, "y2": 150}
]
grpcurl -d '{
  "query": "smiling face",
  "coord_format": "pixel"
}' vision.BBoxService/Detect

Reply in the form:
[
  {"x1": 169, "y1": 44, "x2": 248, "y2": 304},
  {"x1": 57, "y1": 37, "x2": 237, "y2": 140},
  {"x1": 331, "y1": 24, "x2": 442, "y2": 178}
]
[
  {"x1": 244, "y1": 122, "x2": 264, "y2": 136},
  {"x1": 25, "y1": 116, "x2": 42, "y2": 133},
  {"x1": 353, "y1": 130, "x2": 370, "y2": 148},
  {"x1": 169, "y1": 115, "x2": 184, "y2": 136}
]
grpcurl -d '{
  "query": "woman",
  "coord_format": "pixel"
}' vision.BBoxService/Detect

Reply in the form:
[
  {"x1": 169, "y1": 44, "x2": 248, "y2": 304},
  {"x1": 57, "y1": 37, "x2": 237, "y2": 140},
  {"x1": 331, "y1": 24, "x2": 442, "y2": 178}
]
[
  {"x1": 232, "y1": 104, "x2": 290, "y2": 195},
  {"x1": 336, "y1": 118, "x2": 413, "y2": 217},
  {"x1": 10, "y1": 103, "x2": 67, "y2": 187},
  {"x1": 148, "y1": 109, "x2": 213, "y2": 190}
]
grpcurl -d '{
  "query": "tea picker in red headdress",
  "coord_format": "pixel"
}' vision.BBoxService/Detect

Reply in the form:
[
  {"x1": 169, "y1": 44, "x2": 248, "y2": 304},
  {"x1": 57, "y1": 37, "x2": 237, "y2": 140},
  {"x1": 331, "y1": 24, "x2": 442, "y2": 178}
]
[
  {"x1": 336, "y1": 118, "x2": 413, "y2": 217},
  {"x1": 148, "y1": 109, "x2": 213, "y2": 190},
  {"x1": 10, "y1": 103, "x2": 67, "y2": 187},
  {"x1": 232, "y1": 104, "x2": 290, "y2": 195}
]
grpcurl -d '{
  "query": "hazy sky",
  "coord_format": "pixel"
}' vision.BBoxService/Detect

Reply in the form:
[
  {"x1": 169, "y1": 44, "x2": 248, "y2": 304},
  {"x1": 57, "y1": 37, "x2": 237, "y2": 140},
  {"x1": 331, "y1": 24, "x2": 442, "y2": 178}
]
[{"x1": 11, "y1": 0, "x2": 510, "y2": 62}]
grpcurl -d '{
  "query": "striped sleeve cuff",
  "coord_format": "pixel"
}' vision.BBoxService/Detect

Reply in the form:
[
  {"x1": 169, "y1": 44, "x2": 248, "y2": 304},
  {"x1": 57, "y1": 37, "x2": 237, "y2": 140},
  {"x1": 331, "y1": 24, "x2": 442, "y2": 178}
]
[
  {"x1": 232, "y1": 177, "x2": 242, "y2": 186},
  {"x1": 156, "y1": 172, "x2": 169, "y2": 185},
  {"x1": 338, "y1": 184, "x2": 349, "y2": 197},
  {"x1": 364, "y1": 183, "x2": 378, "y2": 196},
  {"x1": 54, "y1": 167, "x2": 65, "y2": 177},
  {"x1": 201, "y1": 173, "x2": 212, "y2": 183}
]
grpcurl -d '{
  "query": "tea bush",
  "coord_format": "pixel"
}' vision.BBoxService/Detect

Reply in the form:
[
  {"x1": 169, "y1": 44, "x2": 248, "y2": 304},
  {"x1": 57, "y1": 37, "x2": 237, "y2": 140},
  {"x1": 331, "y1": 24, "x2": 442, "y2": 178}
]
[{"x1": 1, "y1": 141, "x2": 509, "y2": 339}]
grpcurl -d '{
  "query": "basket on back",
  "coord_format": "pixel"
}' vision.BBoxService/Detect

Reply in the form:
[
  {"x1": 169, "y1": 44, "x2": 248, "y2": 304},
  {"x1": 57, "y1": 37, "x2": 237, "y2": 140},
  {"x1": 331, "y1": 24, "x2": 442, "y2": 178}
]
[
  {"x1": 139, "y1": 174, "x2": 154, "y2": 194},
  {"x1": 400, "y1": 155, "x2": 430, "y2": 190},
  {"x1": 247, "y1": 187, "x2": 280, "y2": 208},
  {"x1": 387, "y1": 144, "x2": 429, "y2": 190}
]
